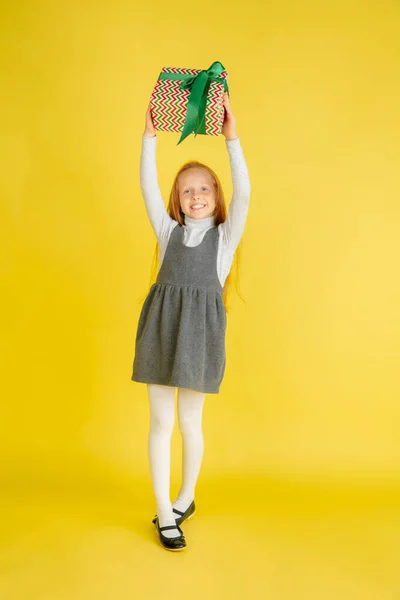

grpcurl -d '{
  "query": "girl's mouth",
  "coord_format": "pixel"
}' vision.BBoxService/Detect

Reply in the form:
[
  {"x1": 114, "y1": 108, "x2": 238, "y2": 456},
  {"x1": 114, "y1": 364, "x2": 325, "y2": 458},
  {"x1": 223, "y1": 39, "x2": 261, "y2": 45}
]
[{"x1": 190, "y1": 204, "x2": 206, "y2": 211}]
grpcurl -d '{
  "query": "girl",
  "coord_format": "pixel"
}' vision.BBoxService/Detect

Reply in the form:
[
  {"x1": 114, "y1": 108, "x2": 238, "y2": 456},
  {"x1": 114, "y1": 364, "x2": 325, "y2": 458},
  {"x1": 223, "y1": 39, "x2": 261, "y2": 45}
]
[{"x1": 131, "y1": 92, "x2": 251, "y2": 551}]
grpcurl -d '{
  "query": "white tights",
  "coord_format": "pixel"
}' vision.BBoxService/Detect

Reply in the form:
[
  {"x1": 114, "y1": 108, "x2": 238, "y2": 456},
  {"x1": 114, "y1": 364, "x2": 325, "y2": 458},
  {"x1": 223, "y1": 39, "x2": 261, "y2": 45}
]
[{"x1": 147, "y1": 383, "x2": 206, "y2": 537}]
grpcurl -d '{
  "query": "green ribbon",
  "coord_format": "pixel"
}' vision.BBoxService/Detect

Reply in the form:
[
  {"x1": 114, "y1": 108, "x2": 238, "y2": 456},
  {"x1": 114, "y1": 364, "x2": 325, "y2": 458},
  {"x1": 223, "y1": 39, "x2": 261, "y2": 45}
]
[{"x1": 158, "y1": 60, "x2": 229, "y2": 145}]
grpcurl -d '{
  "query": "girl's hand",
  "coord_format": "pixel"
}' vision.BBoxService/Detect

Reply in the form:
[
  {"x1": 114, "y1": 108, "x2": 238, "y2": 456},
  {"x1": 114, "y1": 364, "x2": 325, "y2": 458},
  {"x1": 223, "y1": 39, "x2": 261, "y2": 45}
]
[
  {"x1": 221, "y1": 92, "x2": 237, "y2": 140},
  {"x1": 144, "y1": 103, "x2": 156, "y2": 137}
]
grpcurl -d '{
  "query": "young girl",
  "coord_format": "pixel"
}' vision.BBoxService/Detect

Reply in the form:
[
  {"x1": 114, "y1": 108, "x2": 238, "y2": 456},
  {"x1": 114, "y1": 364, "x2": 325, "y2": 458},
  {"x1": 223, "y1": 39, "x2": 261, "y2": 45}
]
[{"x1": 131, "y1": 92, "x2": 251, "y2": 551}]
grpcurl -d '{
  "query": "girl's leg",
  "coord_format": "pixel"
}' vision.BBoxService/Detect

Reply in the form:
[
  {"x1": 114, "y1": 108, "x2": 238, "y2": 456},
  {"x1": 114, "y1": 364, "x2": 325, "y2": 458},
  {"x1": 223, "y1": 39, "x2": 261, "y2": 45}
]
[
  {"x1": 147, "y1": 383, "x2": 180, "y2": 538},
  {"x1": 173, "y1": 387, "x2": 206, "y2": 513}
]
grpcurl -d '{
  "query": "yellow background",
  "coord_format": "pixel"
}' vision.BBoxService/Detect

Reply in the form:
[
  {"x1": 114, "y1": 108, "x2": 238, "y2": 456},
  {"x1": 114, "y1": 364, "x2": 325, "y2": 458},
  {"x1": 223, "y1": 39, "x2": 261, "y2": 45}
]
[{"x1": 1, "y1": 0, "x2": 400, "y2": 597}]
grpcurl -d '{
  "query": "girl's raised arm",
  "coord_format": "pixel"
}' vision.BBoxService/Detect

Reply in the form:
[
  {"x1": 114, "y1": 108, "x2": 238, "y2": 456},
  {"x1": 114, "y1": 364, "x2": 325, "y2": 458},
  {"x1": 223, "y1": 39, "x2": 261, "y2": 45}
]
[
  {"x1": 139, "y1": 105, "x2": 174, "y2": 242},
  {"x1": 220, "y1": 137, "x2": 251, "y2": 251}
]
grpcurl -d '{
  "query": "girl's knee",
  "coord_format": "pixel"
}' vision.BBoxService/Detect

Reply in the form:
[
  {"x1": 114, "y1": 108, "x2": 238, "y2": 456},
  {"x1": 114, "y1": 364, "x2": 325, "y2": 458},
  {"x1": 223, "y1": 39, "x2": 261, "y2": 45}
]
[
  {"x1": 150, "y1": 414, "x2": 174, "y2": 436},
  {"x1": 178, "y1": 414, "x2": 202, "y2": 436}
]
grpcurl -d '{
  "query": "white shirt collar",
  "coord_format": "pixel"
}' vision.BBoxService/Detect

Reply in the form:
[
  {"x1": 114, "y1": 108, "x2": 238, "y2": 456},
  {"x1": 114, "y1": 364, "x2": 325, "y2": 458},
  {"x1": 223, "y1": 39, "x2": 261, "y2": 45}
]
[{"x1": 183, "y1": 214, "x2": 215, "y2": 229}]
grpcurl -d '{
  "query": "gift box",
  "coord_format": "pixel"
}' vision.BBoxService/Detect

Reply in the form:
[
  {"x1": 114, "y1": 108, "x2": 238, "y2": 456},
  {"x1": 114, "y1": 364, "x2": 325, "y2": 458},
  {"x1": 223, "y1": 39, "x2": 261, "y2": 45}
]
[{"x1": 149, "y1": 60, "x2": 229, "y2": 145}]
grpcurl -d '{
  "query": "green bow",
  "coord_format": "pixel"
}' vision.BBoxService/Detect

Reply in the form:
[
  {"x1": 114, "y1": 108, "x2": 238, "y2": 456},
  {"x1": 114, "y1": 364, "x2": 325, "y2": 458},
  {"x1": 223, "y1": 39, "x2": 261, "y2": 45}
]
[{"x1": 158, "y1": 60, "x2": 229, "y2": 145}]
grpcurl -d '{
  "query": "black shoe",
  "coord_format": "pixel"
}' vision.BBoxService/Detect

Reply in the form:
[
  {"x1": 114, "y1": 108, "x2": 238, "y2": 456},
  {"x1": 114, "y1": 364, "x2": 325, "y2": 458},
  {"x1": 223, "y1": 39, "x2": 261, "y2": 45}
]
[
  {"x1": 173, "y1": 500, "x2": 196, "y2": 526},
  {"x1": 151, "y1": 500, "x2": 196, "y2": 527},
  {"x1": 154, "y1": 517, "x2": 187, "y2": 551}
]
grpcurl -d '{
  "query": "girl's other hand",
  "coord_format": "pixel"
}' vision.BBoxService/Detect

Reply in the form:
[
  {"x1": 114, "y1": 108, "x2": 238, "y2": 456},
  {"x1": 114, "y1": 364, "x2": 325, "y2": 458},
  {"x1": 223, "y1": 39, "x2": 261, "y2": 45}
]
[
  {"x1": 221, "y1": 92, "x2": 237, "y2": 140},
  {"x1": 144, "y1": 103, "x2": 156, "y2": 137}
]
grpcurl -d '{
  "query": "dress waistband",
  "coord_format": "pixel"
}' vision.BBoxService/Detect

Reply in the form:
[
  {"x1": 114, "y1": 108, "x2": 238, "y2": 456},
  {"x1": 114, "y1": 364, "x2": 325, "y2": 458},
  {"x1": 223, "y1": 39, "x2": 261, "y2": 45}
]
[{"x1": 153, "y1": 281, "x2": 224, "y2": 295}]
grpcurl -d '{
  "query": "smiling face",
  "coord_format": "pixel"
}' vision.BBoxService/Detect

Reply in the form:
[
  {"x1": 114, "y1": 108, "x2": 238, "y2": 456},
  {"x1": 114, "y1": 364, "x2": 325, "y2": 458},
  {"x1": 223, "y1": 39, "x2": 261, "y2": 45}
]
[{"x1": 178, "y1": 167, "x2": 216, "y2": 220}]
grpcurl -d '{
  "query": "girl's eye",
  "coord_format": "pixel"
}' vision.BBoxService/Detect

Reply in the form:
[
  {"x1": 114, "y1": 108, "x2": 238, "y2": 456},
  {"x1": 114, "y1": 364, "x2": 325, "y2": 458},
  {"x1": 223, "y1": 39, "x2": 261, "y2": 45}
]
[{"x1": 183, "y1": 187, "x2": 208, "y2": 193}]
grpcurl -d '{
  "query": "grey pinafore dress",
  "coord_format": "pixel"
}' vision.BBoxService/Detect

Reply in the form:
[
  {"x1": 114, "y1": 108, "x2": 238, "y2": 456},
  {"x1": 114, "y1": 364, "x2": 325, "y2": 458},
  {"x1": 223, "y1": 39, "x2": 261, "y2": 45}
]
[{"x1": 131, "y1": 223, "x2": 227, "y2": 394}]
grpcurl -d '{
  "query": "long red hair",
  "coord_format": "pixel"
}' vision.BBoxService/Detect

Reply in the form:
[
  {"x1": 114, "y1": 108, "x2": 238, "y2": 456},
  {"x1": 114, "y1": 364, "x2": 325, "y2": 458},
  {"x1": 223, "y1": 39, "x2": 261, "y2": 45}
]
[{"x1": 138, "y1": 160, "x2": 246, "y2": 314}]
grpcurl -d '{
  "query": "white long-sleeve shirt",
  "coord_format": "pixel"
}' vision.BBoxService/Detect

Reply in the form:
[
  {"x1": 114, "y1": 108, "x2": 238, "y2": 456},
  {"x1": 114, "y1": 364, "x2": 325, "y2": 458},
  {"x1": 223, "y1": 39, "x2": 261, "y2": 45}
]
[{"x1": 139, "y1": 134, "x2": 251, "y2": 288}]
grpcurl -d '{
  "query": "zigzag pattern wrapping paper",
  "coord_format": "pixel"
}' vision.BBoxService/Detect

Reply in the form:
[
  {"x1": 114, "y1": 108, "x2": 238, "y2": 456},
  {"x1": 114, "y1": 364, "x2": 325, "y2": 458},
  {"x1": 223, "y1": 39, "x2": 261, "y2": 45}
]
[{"x1": 150, "y1": 66, "x2": 229, "y2": 138}]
